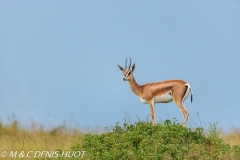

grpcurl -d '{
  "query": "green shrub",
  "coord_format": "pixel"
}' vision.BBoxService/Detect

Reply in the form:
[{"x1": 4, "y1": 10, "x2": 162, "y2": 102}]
[{"x1": 71, "y1": 120, "x2": 240, "y2": 160}]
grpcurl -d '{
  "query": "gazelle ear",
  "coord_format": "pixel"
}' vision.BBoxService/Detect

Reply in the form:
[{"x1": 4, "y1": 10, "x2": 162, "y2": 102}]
[
  {"x1": 118, "y1": 65, "x2": 125, "y2": 71},
  {"x1": 132, "y1": 64, "x2": 135, "y2": 72}
]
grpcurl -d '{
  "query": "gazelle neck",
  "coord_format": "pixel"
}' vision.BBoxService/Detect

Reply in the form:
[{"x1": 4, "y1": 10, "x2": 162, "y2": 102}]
[{"x1": 128, "y1": 74, "x2": 142, "y2": 97}]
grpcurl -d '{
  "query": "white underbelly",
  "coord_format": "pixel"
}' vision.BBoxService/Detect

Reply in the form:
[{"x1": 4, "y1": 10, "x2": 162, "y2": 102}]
[
  {"x1": 154, "y1": 92, "x2": 173, "y2": 103},
  {"x1": 139, "y1": 91, "x2": 173, "y2": 104}
]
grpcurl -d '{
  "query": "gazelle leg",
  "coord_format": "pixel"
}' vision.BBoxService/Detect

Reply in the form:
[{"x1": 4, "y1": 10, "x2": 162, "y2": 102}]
[
  {"x1": 182, "y1": 103, "x2": 189, "y2": 127},
  {"x1": 173, "y1": 99, "x2": 189, "y2": 127},
  {"x1": 172, "y1": 85, "x2": 189, "y2": 127},
  {"x1": 149, "y1": 100, "x2": 156, "y2": 126}
]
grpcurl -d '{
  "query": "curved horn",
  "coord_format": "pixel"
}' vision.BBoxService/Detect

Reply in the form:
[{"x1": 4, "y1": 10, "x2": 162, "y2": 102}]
[
  {"x1": 125, "y1": 58, "x2": 127, "y2": 69},
  {"x1": 128, "y1": 58, "x2": 132, "y2": 70}
]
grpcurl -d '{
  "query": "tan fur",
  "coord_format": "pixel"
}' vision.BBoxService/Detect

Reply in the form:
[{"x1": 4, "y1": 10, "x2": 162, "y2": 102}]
[{"x1": 119, "y1": 64, "x2": 192, "y2": 127}]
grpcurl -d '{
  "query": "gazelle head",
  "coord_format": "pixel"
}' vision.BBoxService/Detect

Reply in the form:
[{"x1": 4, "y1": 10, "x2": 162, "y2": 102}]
[{"x1": 118, "y1": 58, "x2": 135, "y2": 81}]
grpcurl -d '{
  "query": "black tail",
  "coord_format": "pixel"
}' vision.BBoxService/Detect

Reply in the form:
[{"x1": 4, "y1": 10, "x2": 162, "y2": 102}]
[{"x1": 190, "y1": 88, "x2": 193, "y2": 103}]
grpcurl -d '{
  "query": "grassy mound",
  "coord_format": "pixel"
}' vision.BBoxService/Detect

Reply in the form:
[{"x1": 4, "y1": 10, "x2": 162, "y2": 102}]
[{"x1": 71, "y1": 120, "x2": 240, "y2": 160}]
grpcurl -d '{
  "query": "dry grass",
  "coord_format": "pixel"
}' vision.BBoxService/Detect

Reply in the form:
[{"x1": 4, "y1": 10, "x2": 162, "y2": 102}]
[
  {"x1": 223, "y1": 127, "x2": 240, "y2": 146},
  {"x1": 0, "y1": 121, "x2": 84, "y2": 159}
]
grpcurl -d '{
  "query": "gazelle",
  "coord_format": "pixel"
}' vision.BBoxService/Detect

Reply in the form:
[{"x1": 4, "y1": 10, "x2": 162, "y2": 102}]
[{"x1": 118, "y1": 58, "x2": 193, "y2": 127}]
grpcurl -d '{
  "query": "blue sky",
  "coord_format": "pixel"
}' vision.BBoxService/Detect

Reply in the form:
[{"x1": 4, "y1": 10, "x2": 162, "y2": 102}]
[{"x1": 0, "y1": 1, "x2": 240, "y2": 130}]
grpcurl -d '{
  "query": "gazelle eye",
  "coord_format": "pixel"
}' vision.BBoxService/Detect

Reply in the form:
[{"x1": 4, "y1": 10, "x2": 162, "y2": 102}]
[{"x1": 128, "y1": 71, "x2": 131, "y2": 76}]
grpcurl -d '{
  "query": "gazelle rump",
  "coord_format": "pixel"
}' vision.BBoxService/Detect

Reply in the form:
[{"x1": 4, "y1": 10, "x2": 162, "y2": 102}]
[{"x1": 118, "y1": 58, "x2": 193, "y2": 127}]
